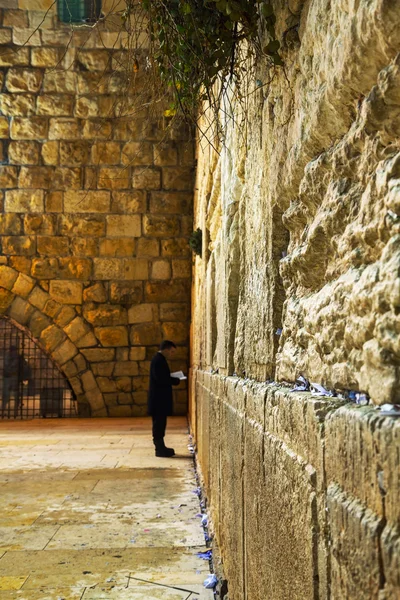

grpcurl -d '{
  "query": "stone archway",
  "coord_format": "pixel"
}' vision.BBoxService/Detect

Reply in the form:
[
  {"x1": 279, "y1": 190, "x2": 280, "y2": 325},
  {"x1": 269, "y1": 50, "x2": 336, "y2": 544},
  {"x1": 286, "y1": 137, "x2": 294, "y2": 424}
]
[{"x1": 0, "y1": 266, "x2": 107, "y2": 416}]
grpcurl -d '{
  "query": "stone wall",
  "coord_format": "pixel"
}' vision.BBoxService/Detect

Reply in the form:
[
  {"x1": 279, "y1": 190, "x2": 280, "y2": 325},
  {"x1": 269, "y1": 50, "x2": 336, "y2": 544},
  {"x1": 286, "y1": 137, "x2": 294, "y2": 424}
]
[
  {"x1": 0, "y1": 0, "x2": 194, "y2": 416},
  {"x1": 190, "y1": 0, "x2": 400, "y2": 597}
]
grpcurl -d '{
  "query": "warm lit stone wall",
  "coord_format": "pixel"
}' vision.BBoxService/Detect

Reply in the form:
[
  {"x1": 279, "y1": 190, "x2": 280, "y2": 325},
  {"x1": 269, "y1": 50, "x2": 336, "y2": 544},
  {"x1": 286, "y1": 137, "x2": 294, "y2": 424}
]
[
  {"x1": 0, "y1": 1, "x2": 194, "y2": 416},
  {"x1": 191, "y1": 0, "x2": 400, "y2": 598}
]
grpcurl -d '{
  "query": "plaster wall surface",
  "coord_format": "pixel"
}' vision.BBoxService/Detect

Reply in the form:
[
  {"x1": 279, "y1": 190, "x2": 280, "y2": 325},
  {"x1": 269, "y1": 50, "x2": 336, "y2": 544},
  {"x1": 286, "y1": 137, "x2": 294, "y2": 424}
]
[
  {"x1": 190, "y1": 0, "x2": 400, "y2": 597},
  {"x1": 0, "y1": 0, "x2": 195, "y2": 416}
]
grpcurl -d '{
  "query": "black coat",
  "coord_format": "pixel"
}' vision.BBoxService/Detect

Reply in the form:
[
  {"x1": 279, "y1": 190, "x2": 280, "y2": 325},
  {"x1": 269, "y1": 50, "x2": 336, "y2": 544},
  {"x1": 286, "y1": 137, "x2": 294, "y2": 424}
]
[{"x1": 147, "y1": 352, "x2": 180, "y2": 416}]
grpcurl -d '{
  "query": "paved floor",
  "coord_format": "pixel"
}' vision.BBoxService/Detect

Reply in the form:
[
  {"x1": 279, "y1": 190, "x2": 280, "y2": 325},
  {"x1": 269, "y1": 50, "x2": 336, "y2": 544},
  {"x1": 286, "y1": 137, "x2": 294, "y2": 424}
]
[{"x1": 0, "y1": 417, "x2": 213, "y2": 600}]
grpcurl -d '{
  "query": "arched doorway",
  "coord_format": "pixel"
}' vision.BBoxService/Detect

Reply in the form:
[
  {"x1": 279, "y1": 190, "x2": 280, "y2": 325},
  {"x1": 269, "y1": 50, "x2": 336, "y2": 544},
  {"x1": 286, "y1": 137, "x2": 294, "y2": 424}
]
[{"x1": 0, "y1": 317, "x2": 77, "y2": 420}]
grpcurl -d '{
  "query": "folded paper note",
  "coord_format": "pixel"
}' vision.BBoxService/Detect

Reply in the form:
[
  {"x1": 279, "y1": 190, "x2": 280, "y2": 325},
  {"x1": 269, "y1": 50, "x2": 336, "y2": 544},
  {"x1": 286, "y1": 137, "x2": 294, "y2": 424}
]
[{"x1": 171, "y1": 370, "x2": 187, "y2": 380}]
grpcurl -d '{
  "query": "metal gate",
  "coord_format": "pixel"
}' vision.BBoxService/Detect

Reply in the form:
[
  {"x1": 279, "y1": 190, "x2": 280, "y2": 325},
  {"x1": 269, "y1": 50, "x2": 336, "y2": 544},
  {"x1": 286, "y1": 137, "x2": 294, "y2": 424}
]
[{"x1": 0, "y1": 318, "x2": 77, "y2": 420}]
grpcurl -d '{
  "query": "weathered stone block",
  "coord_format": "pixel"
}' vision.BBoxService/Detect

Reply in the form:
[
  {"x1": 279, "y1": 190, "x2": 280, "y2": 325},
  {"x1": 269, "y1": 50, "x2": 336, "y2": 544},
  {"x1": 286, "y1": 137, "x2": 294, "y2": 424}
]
[
  {"x1": 0, "y1": 166, "x2": 18, "y2": 188},
  {"x1": 5, "y1": 190, "x2": 44, "y2": 213},
  {"x1": 24, "y1": 214, "x2": 56, "y2": 235},
  {"x1": 12, "y1": 27, "x2": 41, "y2": 46},
  {"x1": 114, "y1": 361, "x2": 139, "y2": 376},
  {"x1": 43, "y1": 72, "x2": 77, "y2": 94},
  {"x1": 98, "y1": 167, "x2": 130, "y2": 190},
  {"x1": 29, "y1": 286, "x2": 49, "y2": 310},
  {"x1": 143, "y1": 215, "x2": 180, "y2": 237},
  {"x1": 49, "y1": 280, "x2": 83, "y2": 305},
  {"x1": 128, "y1": 303, "x2": 157, "y2": 324},
  {"x1": 161, "y1": 322, "x2": 188, "y2": 343},
  {"x1": 161, "y1": 238, "x2": 191, "y2": 257},
  {"x1": 0, "y1": 266, "x2": 18, "y2": 290},
  {"x1": 60, "y1": 140, "x2": 90, "y2": 166},
  {"x1": 82, "y1": 119, "x2": 112, "y2": 139},
  {"x1": 58, "y1": 257, "x2": 92, "y2": 280},
  {"x1": 29, "y1": 310, "x2": 51, "y2": 338},
  {"x1": 0, "y1": 214, "x2": 21, "y2": 236},
  {"x1": 31, "y1": 48, "x2": 60, "y2": 67},
  {"x1": 91, "y1": 142, "x2": 121, "y2": 165},
  {"x1": 75, "y1": 96, "x2": 113, "y2": 118},
  {"x1": 95, "y1": 326, "x2": 128, "y2": 347},
  {"x1": 132, "y1": 167, "x2": 161, "y2": 190},
  {"x1": 162, "y1": 167, "x2": 194, "y2": 191},
  {"x1": 37, "y1": 95, "x2": 74, "y2": 117},
  {"x1": 151, "y1": 260, "x2": 171, "y2": 280},
  {"x1": 59, "y1": 215, "x2": 105, "y2": 237},
  {"x1": 150, "y1": 191, "x2": 192, "y2": 214},
  {"x1": 54, "y1": 305, "x2": 76, "y2": 328},
  {"x1": 3, "y1": 10, "x2": 28, "y2": 27},
  {"x1": 93, "y1": 258, "x2": 148, "y2": 281},
  {"x1": 121, "y1": 142, "x2": 153, "y2": 166},
  {"x1": 19, "y1": 0, "x2": 55, "y2": 9},
  {"x1": 154, "y1": 144, "x2": 178, "y2": 167},
  {"x1": 77, "y1": 50, "x2": 110, "y2": 72},
  {"x1": 99, "y1": 238, "x2": 135, "y2": 257},
  {"x1": 136, "y1": 238, "x2": 159, "y2": 257},
  {"x1": 64, "y1": 191, "x2": 111, "y2": 213},
  {"x1": 2, "y1": 236, "x2": 35, "y2": 256},
  {"x1": 43, "y1": 298, "x2": 62, "y2": 319},
  {"x1": 45, "y1": 191, "x2": 63, "y2": 213},
  {"x1": 19, "y1": 166, "x2": 52, "y2": 189},
  {"x1": 0, "y1": 29, "x2": 12, "y2": 45},
  {"x1": 12, "y1": 272, "x2": 34, "y2": 298},
  {"x1": 40, "y1": 325, "x2": 66, "y2": 352},
  {"x1": 130, "y1": 346, "x2": 146, "y2": 361},
  {"x1": 145, "y1": 280, "x2": 191, "y2": 303},
  {"x1": 98, "y1": 377, "x2": 118, "y2": 393},
  {"x1": 41, "y1": 141, "x2": 59, "y2": 166},
  {"x1": 37, "y1": 236, "x2": 69, "y2": 257},
  {"x1": 160, "y1": 303, "x2": 189, "y2": 322},
  {"x1": 83, "y1": 283, "x2": 107, "y2": 303},
  {"x1": 109, "y1": 282, "x2": 142, "y2": 304},
  {"x1": 84, "y1": 304, "x2": 127, "y2": 326},
  {"x1": 8, "y1": 295, "x2": 35, "y2": 325},
  {"x1": 0, "y1": 117, "x2": 9, "y2": 139},
  {"x1": 0, "y1": 288, "x2": 14, "y2": 313},
  {"x1": 0, "y1": 46, "x2": 29, "y2": 67},
  {"x1": 81, "y1": 348, "x2": 115, "y2": 362},
  {"x1": 51, "y1": 339, "x2": 78, "y2": 366},
  {"x1": 111, "y1": 190, "x2": 146, "y2": 214},
  {"x1": 71, "y1": 237, "x2": 98, "y2": 258},
  {"x1": 8, "y1": 141, "x2": 40, "y2": 165},
  {"x1": 76, "y1": 331, "x2": 98, "y2": 348},
  {"x1": 130, "y1": 323, "x2": 162, "y2": 346},
  {"x1": 11, "y1": 118, "x2": 48, "y2": 140},
  {"x1": 106, "y1": 215, "x2": 141, "y2": 237},
  {"x1": 172, "y1": 259, "x2": 192, "y2": 279},
  {"x1": 53, "y1": 168, "x2": 81, "y2": 190},
  {"x1": 0, "y1": 93, "x2": 35, "y2": 116},
  {"x1": 116, "y1": 377, "x2": 132, "y2": 393},
  {"x1": 49, "y1": 118, "x2": 80, "y2": 140}
]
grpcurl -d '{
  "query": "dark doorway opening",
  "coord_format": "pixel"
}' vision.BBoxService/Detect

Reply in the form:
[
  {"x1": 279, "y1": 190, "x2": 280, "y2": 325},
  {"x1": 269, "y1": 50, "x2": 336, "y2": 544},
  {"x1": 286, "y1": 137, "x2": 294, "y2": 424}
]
[{"x1": 0, "y1": 318, "x2": 77, "y2": 420}]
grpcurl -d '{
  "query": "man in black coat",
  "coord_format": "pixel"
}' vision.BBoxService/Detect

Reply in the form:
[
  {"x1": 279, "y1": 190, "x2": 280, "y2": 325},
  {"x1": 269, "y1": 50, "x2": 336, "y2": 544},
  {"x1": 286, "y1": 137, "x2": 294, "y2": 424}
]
[{"x1": 148, "y1": 340, "x2": 180, "y2": 457}]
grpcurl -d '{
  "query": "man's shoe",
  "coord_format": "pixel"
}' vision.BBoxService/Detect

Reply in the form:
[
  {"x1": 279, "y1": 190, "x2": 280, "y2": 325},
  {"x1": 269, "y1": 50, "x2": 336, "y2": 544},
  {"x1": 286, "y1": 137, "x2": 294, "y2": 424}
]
[
  {"x1": 155, "y1": 447, "x2": 175, "y2": 457},
  {"x1": 154, "y1": 439, "x2": 175, "y2": 458}
]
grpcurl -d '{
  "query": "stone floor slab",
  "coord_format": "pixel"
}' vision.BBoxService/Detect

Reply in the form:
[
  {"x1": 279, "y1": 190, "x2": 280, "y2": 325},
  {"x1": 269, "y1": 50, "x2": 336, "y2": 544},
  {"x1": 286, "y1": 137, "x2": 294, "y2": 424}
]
[{"x1": 0, "y1": 418, "x2": 213, "y2": 598}]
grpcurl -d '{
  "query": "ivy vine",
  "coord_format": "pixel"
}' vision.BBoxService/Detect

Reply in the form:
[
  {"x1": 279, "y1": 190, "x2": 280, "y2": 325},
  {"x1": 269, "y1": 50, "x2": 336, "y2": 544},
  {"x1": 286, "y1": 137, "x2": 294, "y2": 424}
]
[{"x1": 122, "y1": 0, "x2": 282, "y2": 126}]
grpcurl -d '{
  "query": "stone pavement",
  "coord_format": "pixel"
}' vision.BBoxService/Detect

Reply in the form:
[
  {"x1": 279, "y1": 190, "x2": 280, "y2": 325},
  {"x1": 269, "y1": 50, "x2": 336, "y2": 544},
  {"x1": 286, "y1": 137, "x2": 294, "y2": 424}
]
[{"x1": 0, "y1": 417, "x2": 213, "y2": 600}]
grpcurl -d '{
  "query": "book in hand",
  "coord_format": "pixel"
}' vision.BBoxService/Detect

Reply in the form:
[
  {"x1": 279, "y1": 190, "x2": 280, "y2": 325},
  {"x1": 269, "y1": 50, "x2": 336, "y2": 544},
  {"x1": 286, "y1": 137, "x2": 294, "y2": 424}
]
[{"x1": 171, "y1": 370, "x2": 187, "y2": 380}]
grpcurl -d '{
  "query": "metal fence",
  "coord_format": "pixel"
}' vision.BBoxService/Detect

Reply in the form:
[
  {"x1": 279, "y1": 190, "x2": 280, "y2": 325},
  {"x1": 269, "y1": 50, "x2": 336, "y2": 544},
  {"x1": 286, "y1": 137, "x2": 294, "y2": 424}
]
[{"x1": 0, "y1": 318, "x2": 77, "y2": 420}]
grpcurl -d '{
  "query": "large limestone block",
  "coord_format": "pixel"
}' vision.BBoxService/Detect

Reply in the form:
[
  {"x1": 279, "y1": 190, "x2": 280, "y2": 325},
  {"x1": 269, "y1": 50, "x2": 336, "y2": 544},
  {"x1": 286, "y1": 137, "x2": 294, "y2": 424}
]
[
  {"x1": 93, "y1": 258, "x2": 148, "y2": 281},
  {"x1": 145, "y1": 280, "x2": 190, "y2": 303},
  {"x1": 19, "y1": 166, "x2": 53, "y2": 189},
  {"x1": 161, "y1": 322, "x2": 188, "y2": 343},
  {"x1": 42, "y1": 141, "x2": 59, "y2": 166},
  {"x1": 106, "y1": 215, "x2": 141, "y2": 237},
  {"x1": 121, "y1": 142, "x2": 153, "y2": 166},
  {"x1": 2, "y1": 236, "x2": 35, "y2": 256},
  {"x1": 160, "y1": 303, "x2": 189, "y2": 321},
  {"x1": 83, "y1": 283, "x2": 107, "y2": 303},
  {"x1": 59, "y1": 215, "x2": 105, "y2": 237},
  {"x1": 161, "y1": 238, "x2": 191, "y2": 256},
  {"x1": 37, "y1": 236, "x2": 69, "y2": 257},
  {"x1": 0, "y1": 117, "x2": 9, "y2": 138},
  {"x1": 40, "y1": 324, "x2": 66, "y2": 352},
  {"x1": 54, "y1": 170, "x2": 83, "y2": 191},
  {"x1": 127, "y1": 303, "x2": 157, "y2": 324},
  {"x1": 84, "y1": 304, "x2": 127, "y2": 326},
  {"x1": 137, "y1": 238, "x2": 159, "y2": 257},
  {"x1": 6, "y1": 68, "x2": 42, "y2": 93},
  {"x1": 0, "y1": 93, "x2": 36, "y2": 116},
  {"x1": 64, "y1": 191, "x2": 110, "y2": 213},
  {"x1": 51, "y1": 339, "x2": 78, "y2": 366},
  {"x1": 150, "y1": 191, "x2": 192, "y2": 214},
  {"x1": 12, "y1": 28, "x2": 40, "y2": 47},
  {"x1": 31, "y1": 48, "x2": 60, "y2": 67},
  {"x1": 132, "y1": 167, "x2": 161, "y2": 190},
  {"x1": 82, "y1": 119, "x2": 112, "y2": 139},
  {"x1": 129, "y1": 323, "x2": 162, "y2": 346},
  {"x1": 91, "y1": 142, "x2": 121, "y2": 165},
  {"x1": 12, "y1": 272, "x2": 34, "y2": 298},
  {"x1": 49, "y1": 118, "x2": 81, "y2": 140},
  {"x1": 0, "y1": 46, "x2": 29, "y2": 67},
  {"x1": 75, "y1": 96, "x2": 114, "y2": 119},
  {"x1": 143, "y1": 215, "x2": 180, "y2": 237},
  {"x1": 49, "y1": 281, "x2": 83, "y2": 305},
  {"x1": 162, "y1": 167, "x2": 194, "y2": 191},
  {"x1": 328, "y1": 484, "x2": 383, "y2": 600},
  {"x1": 0, "y1": 213, "x2": 21, "y2": 235},
  {"x1": 98, "y1": 167, "x2": 130, "y2": 189},
  {"x1": 109, "y1": 282, "x2": 143, "y2": 304},
  {"x1": 99, "y1": 238, "x2": 135, "y2": 257},
  {"x1": 94, "y1": 326, "x2": 128, "y2": 347},
  {"x1": 0, "y1": 288, "x2": 14, "y2": 313},
  {"x1": 150, "y1": 259, "x2": 171, "y2": 280},
  {"x1": 43, "y1": 72, "x2": 77, "y2": 94},
  {"x1": 77, "y1": 50, "x2": 110, "y2": 72},
  {"x1": 81, "y1": 348, "x2": 115, "y2": 362},
  {"x1": 8, "y1": 141, "x2": 40, "y2": 165},
  {"x1": 0, "y1": 266, "x2": 18, "y2": 290},
  {"x1": 111, "y1": 190, "x2": 146, "y2": 214},
  {"x1": 8, "y1": 295, "x2": 35, "y2": 325},
  {"x1": 0, "y1": 166, "x2": 18, "y2": 188},
  {"x1": 71, "y1": 237, "x2": 98, "y2": 257},
  {"x1": 11, "y1": 118, "x2": 48, "y2": 140},
  {"x1": 24, "y1": 214, "x2": 56, "y2": 235},
  {"x1": 37, "y1": 95, "x2": 74, "y2": 117}
]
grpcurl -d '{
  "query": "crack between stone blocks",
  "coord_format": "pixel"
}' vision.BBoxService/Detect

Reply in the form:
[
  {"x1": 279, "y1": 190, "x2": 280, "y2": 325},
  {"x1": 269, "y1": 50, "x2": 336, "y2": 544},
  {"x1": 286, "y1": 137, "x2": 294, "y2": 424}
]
[{"x1": 128, "y1": 575, "x2": 197, "y2": 594}]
